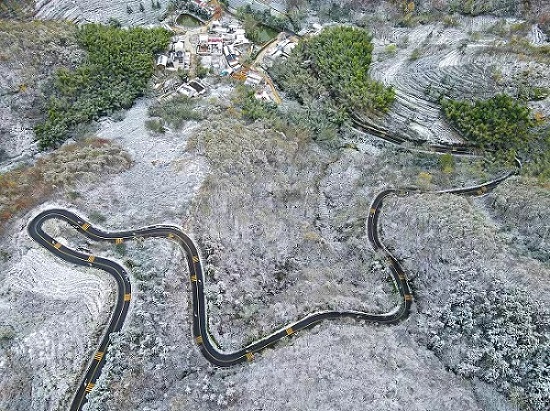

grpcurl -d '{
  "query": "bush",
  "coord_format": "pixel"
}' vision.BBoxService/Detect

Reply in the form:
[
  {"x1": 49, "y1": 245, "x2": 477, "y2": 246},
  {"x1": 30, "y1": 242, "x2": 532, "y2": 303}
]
[
  {"x1": 148, "y1": 95, "x2": 204, "y2": 129},
  {"x1": 35, "y1": 24, "x2": 171, "y2": 149},
  {"x1": 439, "y1": 153, "x2": 455, "y2": 174},
  {"x1": 385, "y1": 44, "x2": 398, "y2": 55},
  {"x1": 231, "y1": 85, "x2": 277, "y2": 122},
  {"x1": 196, "y1": 64, "x2": 210, "y2": 78},
  {"x1": 409, "y1": 47, "x2": 422, "y2": 61},
  {"x1": 145, "y1": 119, "x2": 166, "y2": 133}
]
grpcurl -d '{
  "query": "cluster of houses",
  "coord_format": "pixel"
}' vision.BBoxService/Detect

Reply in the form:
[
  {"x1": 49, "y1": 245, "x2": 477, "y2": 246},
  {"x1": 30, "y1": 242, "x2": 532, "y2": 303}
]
[
  {"x1": 156, "y1": 19, "x2": 254, "y2": 76},
  {"x1": 154, "y1": 15, "x2": 326, "y2": 104},
  {"x1": 197, "y1": 20, "x2": 253, "y2": 75},
  {"x1": 156, "y1": 37, "x2": 192, "y2": 72}
]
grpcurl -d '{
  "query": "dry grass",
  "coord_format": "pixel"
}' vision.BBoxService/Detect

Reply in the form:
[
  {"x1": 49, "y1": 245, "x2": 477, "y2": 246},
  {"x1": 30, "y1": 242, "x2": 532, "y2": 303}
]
[
  {"x1": 0, "y1": 0, "x2": 34, "y2": 19},
  {"x1": 0, "y1": 138, "x2": 132, "y2": 232},
  {"x1": 0, "y1": 19, "x2": 80, "y2": 128},
  {"x1": 0, "y1": 19, "x2": 77, "y2": 58}
]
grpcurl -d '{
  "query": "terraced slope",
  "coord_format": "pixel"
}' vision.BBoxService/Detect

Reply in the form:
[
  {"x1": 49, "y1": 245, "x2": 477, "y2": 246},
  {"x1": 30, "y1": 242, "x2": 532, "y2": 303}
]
[
  {"x1": 35, "y1": 0, "x2": 165, "y2": 24},
  {"x1": 368, "y1": 21, "x2": 550, "y2": 145}
]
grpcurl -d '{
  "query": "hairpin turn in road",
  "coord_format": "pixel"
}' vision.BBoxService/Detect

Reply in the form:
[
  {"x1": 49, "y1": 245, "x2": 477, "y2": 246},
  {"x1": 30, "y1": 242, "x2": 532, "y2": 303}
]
[{"x1": 27, "y1": 123, "x2": 519, "y2": 410}]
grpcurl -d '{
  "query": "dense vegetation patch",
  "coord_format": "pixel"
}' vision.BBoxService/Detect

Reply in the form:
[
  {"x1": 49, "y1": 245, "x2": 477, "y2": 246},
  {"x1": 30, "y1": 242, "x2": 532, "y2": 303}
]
[
  {"x1": 35, "y1": 24, "x2": 171, "y2": 149},
  {"x1": 442, "y1": 94, "x2": 534, "y2": 152},
  {"x1": 232, "y1": 86, "x2": 278, "y2": 121},
  {"x1": 442, "y1": 94, "x2": 550, "y2": 180},
  {"x1": 270, "y1": 26, "x2": 395, "y2": 118},
  {"x1": 230, "y1": 85, "x2": 346, "y2": 148},
  {"x1": 236, "y1": 5, "x2": 295, "y2": 44}
]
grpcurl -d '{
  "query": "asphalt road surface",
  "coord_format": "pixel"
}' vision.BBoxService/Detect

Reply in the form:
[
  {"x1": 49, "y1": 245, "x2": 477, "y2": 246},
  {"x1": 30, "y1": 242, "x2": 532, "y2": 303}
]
[{"x1": 27, "y1": 131, "x2": 519, "y2": 410}]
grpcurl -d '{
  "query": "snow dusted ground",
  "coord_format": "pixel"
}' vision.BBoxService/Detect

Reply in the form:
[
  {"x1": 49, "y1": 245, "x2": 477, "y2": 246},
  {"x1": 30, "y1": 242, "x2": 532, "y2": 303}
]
[
  {"x1": 486, "y1": 177, "x2": 550, "y2": 263},
  {"x1": 71, "y1": 100, "x2": 208, "y2": 229},
  {"x1": 1, "y1": 92, "x2": 524, "y2": 410},
  {"x1": 380, "y1": 192, "x2": 550, "y2": 408},
  {"x1": 2, "y1": 7, "x2": 550, "y2": 411},
  {"x1": 35, "y1": 0, "x2": 168, "y2": 25},
  {"x1": 222, "y1": 324, "x2": 486, "y2": 411},
  {"x1": 0, "y1": 99, "x2": 209, "y2": 410},
  {"x1": 0, "y1": 224, "x2": 115, "y2": 411}
]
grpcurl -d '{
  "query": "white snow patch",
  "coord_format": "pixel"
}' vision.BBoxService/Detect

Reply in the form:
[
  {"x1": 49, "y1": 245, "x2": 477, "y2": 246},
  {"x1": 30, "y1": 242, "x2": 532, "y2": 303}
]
[{"x1": 6, "y1": 250, "x2": 112, "y2": 318}]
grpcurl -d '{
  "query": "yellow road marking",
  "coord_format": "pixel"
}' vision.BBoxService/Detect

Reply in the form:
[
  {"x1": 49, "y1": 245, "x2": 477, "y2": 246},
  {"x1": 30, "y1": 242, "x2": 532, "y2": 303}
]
[
  {"x1": 190, "y1": 275, "x2": 198, "y2": 282},
  {"x1": 404, "y1": 294, "x2": 413, "y2": 301},
  {"x1": 245, "y1": 352, "x2": 254, "y2": 362},
  {"x1": 196, "y1": 335, "x2": 203, "y2": 344},
  {"x1": 82, "y1": 223, "x2": 91, "y2": 231},
  {"x1": 369, "y1": 208, "x2": 376, "y2": 215},
  {"x1": 85, "y1": 383, "x2": 95, "y2": 393},
  {"x1": 53, "y1": 242, "x2": 62, "y2": 249},
  {"x1": 286, "y1": 327, "x2": 294, "y2": 336},
  {"x1": 123, "y1": 293, "x2": 131, "y2": 302},
  {"x1": 94, "y1": 352, "x2": 104, "y2": 361},
  {"x1": 192, "y1": 256, "x2": 199, "y2": 263},
  {"x1": 168, "y1": 233, "x2": 174, "y2": 238},
  {"x1": 115, "y1": 238, "x2": 124, "y2": 244},
  {"x1": 87, "y1": 255, "x2": 95, "y2": 263}
]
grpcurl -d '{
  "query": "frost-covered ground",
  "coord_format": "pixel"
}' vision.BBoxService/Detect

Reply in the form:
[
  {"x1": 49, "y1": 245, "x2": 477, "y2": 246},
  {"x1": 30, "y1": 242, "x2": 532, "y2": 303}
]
[
  {"x1": 0, "y1": 226, "x2": 115, "y2": 411},
  {"x1": 0, "y1": 100, "x2": 209, "y2": 410},
  {"x1": 0, "y1": 20, "x2": 80, "y2": 169},
  {"x1": 35, "y1": 0, "x2": 168, "y2": 25},
  {"x1": 380, "y1": 192, "x2": 550, "y2": 409},
  {"x1": 2, "y1": 92, "x2": 518, "y2": 410},
  {"x1": 2, "y1": 5, "x2": 550, "y2": 411},
  {"x1": 486, "y1": 177, "x2": 550, "y2": 263}
]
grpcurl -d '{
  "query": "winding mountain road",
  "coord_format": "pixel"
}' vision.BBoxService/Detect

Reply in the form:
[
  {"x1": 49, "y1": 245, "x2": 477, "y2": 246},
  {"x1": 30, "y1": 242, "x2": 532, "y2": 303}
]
[{"x1": 27, "y1": 121, "x2": 520, "y2": 410}]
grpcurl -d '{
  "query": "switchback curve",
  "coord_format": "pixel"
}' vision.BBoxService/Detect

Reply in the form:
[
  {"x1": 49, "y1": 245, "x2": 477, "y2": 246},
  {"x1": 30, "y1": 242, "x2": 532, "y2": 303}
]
[
  {"x1": 27, "y1": 129, "x2": 520, "y2": 411},
  {"x1": 28, "y1": 205, "x2": 413, "y2": 411}
]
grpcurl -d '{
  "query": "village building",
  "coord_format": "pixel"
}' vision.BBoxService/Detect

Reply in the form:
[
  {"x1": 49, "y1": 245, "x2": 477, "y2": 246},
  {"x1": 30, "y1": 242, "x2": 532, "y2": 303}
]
[
  {"x1": 176, "y1": 79, "x2": 208, "y2": 97},
  {"x1": 156, "y1": 55, "x2": 169, "y2": 70}
]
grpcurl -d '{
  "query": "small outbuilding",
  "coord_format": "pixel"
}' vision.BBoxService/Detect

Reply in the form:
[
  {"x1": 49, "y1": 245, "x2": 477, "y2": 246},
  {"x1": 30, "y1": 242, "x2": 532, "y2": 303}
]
[{"x1": 156, "y1": 55, "x2": 169, "y2": 70}]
